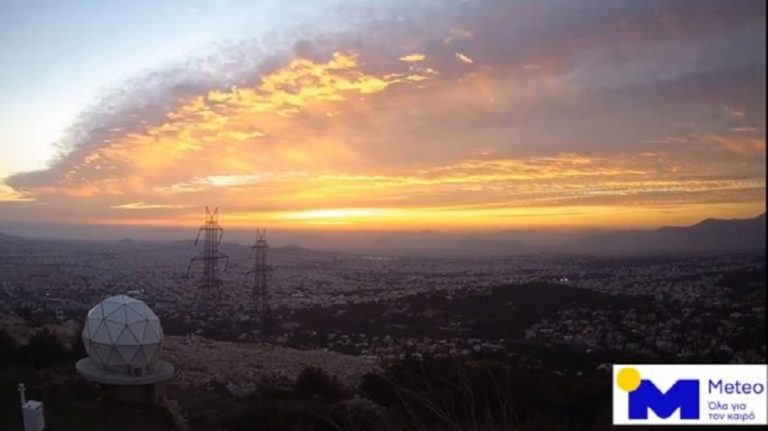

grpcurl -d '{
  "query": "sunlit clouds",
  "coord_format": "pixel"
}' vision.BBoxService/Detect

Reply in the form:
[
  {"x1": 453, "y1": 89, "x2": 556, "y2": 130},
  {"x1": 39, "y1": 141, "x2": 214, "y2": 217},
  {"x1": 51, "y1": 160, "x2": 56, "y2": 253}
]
[
  {"x1": 0, "y1": 183, "x2": 30, "y2": 202},
  {"x1": 1, "y1": 0, "x2": 765, "y2": 230},
  {"x1": 400, "y1": 53, "x2": 427, "y2": 63},
  {"x1": 111, "y1": 202, "x2": 191, "y2": 210},
  {"x1": 455, "y1": 52, "x2": 473, "y2": 64}
]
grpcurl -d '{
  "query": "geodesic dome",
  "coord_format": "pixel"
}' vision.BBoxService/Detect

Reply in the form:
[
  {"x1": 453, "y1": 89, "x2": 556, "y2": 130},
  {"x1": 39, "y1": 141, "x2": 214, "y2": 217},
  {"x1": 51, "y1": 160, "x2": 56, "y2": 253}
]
[{"x1": 82, "y1": 294, "x2": 163, "y2": 372}]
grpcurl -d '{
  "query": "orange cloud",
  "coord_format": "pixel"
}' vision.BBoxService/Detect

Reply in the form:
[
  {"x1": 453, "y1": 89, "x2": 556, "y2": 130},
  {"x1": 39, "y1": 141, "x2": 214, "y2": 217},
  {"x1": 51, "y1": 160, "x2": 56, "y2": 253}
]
[
  {"x1": 35, "y1": 51, "x2": 439, "y2": 199},
  {"x1": 706, "y1": 134, "x2": 766, "y2": 156}
]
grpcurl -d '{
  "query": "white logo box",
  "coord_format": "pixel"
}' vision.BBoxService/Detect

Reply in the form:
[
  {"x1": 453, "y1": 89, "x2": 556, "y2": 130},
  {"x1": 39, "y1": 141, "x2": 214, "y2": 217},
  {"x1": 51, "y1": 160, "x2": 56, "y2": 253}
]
[{"x1": 612, "y1": 364, "x2": 768, "y2": 426}]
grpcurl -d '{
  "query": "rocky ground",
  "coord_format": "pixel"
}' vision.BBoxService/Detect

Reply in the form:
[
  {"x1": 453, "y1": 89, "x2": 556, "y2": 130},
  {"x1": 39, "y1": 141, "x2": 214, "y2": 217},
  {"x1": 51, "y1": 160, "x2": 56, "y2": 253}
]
[{"x1": 163, "y1": 335, "x2": 379, "y2": 394}]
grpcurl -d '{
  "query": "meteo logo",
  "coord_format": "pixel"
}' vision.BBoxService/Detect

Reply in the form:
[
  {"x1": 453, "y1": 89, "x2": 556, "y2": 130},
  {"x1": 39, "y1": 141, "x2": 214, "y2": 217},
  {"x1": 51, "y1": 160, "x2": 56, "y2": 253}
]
[
  {"x1": 612, "y1": 364, "x2": 768, "y2": 426},
  {"x1": 616, "y1": 367, "x2": 699, "y2": 420}
]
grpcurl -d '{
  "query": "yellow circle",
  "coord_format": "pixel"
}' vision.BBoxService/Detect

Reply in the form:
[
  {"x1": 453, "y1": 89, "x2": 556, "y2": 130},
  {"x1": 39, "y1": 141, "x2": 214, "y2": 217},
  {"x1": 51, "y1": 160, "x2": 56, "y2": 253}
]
[{"x1": 617, "y1": 367, "x2": 641, "y2": 392}]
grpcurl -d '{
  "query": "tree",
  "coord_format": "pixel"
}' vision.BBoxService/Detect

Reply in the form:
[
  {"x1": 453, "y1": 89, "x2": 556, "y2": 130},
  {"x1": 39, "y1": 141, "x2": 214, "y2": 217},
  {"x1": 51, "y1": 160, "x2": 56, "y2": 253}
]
[
  {"x1": 0, "y1": 329, "x2": 16, "y2": 368},
  {"x1": 20, "y1": 329, "x2": 66, "y2": 368},
  {"x1": 69, "y1": 321, "x2": 86, "y2": 360}
]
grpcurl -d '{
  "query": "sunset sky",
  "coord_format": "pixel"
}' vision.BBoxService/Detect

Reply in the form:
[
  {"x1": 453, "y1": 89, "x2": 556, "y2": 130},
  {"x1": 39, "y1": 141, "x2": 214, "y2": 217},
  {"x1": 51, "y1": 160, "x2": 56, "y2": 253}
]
[{"x1": 0, "y1": 0, "x2": 765, "y2": 232}]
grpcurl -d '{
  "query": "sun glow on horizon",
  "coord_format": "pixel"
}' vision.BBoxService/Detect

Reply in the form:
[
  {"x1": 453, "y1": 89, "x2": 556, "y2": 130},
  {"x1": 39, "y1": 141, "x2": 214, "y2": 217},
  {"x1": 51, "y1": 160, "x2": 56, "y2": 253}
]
[{"x1": 79, "y1": 201, "x2": 766, "y2": 233}]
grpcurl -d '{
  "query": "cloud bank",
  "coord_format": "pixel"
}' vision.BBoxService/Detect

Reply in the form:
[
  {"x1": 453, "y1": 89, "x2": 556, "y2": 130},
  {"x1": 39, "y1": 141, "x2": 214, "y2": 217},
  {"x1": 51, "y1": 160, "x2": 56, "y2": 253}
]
[{"x1": 2, "y1": 0, "x2": 765, "y2": 230}]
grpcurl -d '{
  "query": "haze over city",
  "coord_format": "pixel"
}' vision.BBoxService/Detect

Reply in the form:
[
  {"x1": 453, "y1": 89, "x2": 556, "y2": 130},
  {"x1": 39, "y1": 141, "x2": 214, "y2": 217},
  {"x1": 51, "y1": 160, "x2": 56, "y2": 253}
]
[{"x1": 1, "y1": 0, "x2": 764, "y2": 239}]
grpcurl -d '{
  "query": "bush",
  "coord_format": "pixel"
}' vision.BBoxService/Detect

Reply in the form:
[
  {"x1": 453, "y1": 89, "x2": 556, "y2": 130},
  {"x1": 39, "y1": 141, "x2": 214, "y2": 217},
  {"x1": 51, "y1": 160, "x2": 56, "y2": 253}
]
[
  {"x1": 358, "y1": 356, "x2": 608, "y2": 431},
  {"x1": 294, "y1": 366, "x2": 345, "y2": 403}
]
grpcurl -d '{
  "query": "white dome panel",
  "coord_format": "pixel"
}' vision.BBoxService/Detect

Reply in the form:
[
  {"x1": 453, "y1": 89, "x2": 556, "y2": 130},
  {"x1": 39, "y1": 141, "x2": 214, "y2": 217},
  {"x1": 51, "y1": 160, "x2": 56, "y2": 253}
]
[
  {"x1": 144, "y1": 322, "x2": 161, "y2": 344},
  {"x1": 86, "y1": 318, "x2": 102, "y2": 338},
  {"x1": 92, "y1": 321, "x2": 111, "y2": 344},
  {"x1": 126, "y1": 302, "x2": 145, "y2": 312},
  {"x1": 106, "y1": 348, "x2": 123, "y2": 365},
  {"x1": 125, "y1": 306, "x2": 145, "y2": 324},
  {"x1": 106, "y1": 320, "x2": 124, "y2": 342},
  {"x1": 92, "y1": 343, "x2": 111, "y2": 362},
  {"x1": 117, "y1": 345, "x2": 139, "y2": 363},
  {"x1": 116, "y1": 327, "x2": 139, "y2": 346},
  {"x1": 87, "y1": 304, "x2": 104, "y2": 319},
  {"x1": 105, "y1": 307, "x2": 126, "y2": 322},
  {"x1": 102, "y1": 300, "x2": 122, "y2": 317},
  {"x1": 131, "y1": 348, "x2": 148, "y2": 364},
  {"x1": 128, "y1": 321, "x2": 147, "y2": 340}
]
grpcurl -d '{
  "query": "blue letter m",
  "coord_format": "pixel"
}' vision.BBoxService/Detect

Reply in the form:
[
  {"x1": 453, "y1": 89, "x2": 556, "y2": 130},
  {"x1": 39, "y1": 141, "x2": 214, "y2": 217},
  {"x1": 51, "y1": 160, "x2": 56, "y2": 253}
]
[{"x1": 629, "y1": 379, "x2": 699, "y2": 419}]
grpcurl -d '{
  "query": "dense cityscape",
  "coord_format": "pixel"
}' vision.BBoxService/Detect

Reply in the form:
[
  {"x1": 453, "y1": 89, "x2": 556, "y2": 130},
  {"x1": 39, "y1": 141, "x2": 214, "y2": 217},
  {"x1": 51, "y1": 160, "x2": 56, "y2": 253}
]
[
  {"x1": 2, "y1": 233, "x2": 764, "y2": 364},
  {"x1": 1, "y1": 210, "x2": 766, "y2": 430},
  {"x1": 1, "y1": 229, "x2": 765, "y2": 430}
]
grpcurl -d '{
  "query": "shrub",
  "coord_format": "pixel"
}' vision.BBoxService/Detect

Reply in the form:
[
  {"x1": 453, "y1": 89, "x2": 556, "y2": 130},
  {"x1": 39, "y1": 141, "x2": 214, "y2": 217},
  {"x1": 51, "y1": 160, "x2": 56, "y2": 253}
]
[
  {"x1": 294, "y1": 366, "x2": 345, "y2": 403},
  {"x1": 0, "y1": 330, "x2": 16, "y2": 368}
]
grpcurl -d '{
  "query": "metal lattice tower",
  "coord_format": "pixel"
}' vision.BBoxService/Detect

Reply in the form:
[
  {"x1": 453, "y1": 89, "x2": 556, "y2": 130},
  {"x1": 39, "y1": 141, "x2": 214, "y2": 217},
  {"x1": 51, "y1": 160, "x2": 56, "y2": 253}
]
[
  {"x1": 248, "y1": 228, "x2": 270, "y2": 317},
  {"x1": 186, "y1": 206, "x2": 229, "y2": 308}
]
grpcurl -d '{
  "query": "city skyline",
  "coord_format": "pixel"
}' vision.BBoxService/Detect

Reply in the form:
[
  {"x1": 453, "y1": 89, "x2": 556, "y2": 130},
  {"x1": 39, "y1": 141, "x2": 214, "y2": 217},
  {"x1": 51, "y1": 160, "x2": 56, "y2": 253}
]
[{"x1": 1, "y1": 0, "x2": 765, "y2": 231}]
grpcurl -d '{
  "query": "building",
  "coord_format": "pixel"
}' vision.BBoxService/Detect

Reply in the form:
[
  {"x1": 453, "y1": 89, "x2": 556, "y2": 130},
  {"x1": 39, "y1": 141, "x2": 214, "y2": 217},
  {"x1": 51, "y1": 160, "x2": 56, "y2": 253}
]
[{"x1": 75, "y1": 294, "x2": 174, "y2": 403}]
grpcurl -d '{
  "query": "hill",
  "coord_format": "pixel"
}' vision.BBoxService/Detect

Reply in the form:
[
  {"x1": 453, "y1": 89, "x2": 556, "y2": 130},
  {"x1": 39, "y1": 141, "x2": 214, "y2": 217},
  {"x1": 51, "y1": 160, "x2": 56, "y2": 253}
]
[{"x1": 571, "y1": 213, "x2": 766, "y2": 253}]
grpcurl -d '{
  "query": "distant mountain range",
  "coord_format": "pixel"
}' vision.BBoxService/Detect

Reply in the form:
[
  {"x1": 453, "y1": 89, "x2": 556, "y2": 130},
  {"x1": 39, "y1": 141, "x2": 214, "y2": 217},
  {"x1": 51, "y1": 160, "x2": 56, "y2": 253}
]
[
  {"x1": 324, "y1": 213, "x2": 766, "y2": 256},
  {"x1": 236, "y1": 213, "x2": 765, "y2": 256},
  {"x1": 569, "y1": 213, "x2": 766, "y2": 254},
  {"x1": 1, "y1": 213, "x2": 765, "y2": 256},
  {"x1": 287, "y1": 213, "x2": 766, "y2": 256}
]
